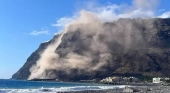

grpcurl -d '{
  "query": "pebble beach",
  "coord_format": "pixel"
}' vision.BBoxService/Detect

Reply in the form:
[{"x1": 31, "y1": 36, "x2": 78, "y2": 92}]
[{"x1": 56, "y1": 86, "x2": 170, "y2": 93}]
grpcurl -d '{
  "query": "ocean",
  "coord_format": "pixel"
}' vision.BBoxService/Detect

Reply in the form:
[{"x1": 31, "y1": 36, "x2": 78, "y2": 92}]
[{"x1": 0, "y1": 79, "x2": 125, "y2": 93}]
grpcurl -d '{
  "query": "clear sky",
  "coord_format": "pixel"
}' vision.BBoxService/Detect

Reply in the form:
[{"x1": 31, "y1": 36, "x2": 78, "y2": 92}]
[{"x1": 0, "y1": 0, "x2": 170, "y2": 79}]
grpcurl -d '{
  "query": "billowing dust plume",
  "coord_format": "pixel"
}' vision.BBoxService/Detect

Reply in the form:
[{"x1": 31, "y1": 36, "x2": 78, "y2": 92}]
[{"x1": 28, "y1": 0, "x2": 168, "y2": 80}]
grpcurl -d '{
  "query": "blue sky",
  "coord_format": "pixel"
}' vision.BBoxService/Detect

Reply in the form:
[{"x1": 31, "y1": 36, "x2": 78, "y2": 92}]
[{"x1": 0, "y1": 0, "x2": 170, "y2": 79}]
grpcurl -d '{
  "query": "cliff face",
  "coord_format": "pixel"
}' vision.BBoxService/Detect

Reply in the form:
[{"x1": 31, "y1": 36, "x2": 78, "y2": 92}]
[
  {"x1": 12, "y1": 35, "x2": 59, "y2": 80},
  {"x1": 12, "y1": 18, "x2": 170, "y2": 80}
]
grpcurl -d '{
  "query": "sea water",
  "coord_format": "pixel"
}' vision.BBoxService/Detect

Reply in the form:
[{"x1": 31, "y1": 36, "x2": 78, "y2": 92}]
[{"x1": 0, "y1": 79, "x2": 125, "y2": 93}]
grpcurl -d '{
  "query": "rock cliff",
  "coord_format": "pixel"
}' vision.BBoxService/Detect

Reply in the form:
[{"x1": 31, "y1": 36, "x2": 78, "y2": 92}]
[{"x1": 12, "y1": 18, "x2": 170, "y2": 81}]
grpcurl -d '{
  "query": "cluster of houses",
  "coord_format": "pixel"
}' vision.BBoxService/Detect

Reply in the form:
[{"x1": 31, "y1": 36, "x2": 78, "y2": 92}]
[
  {"x1": 100, "y1": 76, "x2": 170, "y2": 84},
  {"x1": 152, "y1": 77, "x2": 170, "y2": 84},
  {"x1": 100, "y1": 76, "x2": 139, "y2": 83}
]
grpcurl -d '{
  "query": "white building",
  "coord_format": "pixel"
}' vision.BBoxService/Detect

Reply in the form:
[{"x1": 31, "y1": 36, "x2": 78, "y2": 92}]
[{"x1": 152, "y1": 77, "x2": 161, "y2": 83}]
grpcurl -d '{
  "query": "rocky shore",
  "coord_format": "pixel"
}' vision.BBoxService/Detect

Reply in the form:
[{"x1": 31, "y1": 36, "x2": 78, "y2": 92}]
[{"x1": 56, "y1": 86, "x2": 170, "y2": 93}]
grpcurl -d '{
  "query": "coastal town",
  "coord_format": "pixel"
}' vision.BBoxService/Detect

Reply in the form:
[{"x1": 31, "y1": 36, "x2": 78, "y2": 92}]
[
  {"x1": 100, "y1": 76, "x2": 169, "y2": 84},
  {"x1": 78, "y1": 76, "x2": 170, "y2": 86}
]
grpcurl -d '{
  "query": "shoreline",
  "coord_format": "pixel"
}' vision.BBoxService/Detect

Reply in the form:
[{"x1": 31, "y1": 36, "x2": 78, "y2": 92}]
[
  {"x1": 1, "y1": 80, "x2": 170, "y2": 93},
  {"x1": 1, "y1": 85, "x2": 170, "y2": 93}
]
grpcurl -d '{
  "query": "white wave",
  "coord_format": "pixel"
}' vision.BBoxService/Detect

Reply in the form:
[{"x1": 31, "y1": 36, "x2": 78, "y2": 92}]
[{"x1": 0, "y1": 85, "x2": 126, "y2": 93}]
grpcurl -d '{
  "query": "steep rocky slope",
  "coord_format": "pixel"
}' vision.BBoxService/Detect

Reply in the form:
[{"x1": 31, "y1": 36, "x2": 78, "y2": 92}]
[{"x1": 12, "y1": 18, "x2": 170, "y2": 81}]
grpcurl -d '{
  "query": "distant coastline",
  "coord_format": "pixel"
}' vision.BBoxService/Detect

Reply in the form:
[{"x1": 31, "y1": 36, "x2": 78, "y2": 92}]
[{"x1": 27, "y1": 78, "x2": 164, "y2": 87}]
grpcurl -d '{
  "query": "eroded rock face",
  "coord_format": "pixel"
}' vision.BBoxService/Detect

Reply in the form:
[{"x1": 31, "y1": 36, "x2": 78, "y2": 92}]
[{"x1": 12, "y1": 18, "x2": 170, "y2": 81}]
